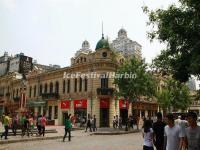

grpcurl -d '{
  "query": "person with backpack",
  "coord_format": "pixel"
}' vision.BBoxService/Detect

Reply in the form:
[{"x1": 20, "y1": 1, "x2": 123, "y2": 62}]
[{"x1": 63, "y1": 114, "x2": 72, "y2": 142}]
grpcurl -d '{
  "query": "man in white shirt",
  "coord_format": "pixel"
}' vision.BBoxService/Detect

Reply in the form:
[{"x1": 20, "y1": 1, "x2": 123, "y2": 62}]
[{"x1": 164, "y1": 113, "x2": 184, "y2": 150}]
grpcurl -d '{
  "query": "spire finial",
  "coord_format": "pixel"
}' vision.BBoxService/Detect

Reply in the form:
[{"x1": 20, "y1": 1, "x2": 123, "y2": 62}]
[{"x1": 102, "y1": 21, "x2": 104, "y2": 38}]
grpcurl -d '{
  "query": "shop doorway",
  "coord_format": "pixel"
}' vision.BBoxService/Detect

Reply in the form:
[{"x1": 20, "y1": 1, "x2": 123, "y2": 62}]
[
  {"x1": 120, "y1": 109, "x2": 128, "y2": 125},
  {"x1": 100, "y1": 108, "x2": 109, "y2": 127}
]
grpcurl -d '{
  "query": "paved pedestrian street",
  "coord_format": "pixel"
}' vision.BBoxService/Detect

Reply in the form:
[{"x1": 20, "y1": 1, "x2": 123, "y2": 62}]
[{"x1": 1, "y1": 132, "x2": 143, "y2": 150}]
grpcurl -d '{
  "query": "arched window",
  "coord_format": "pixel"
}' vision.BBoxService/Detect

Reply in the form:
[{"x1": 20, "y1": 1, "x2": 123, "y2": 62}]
[
  {"x1": 44, "y1": 83, "x2": 48, "y2": 93},
  {"x1": 63, "y1": 80, "x2": 65, "y2": 93},
  {"x1": 50, "y1": 82, "x2": 53, "y2": 94},
  {"x1": 55, "y1": 81, "x2": 59, "y2": 94}
]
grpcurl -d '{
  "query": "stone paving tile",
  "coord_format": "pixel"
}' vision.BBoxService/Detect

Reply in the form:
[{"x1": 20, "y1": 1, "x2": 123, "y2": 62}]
[{"x1": 1, "y1": 132, "x2": 144, "y2": 150}]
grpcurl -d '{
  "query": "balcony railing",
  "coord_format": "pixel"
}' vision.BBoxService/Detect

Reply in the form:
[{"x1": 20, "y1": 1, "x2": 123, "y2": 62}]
[
  {"x1": 96, "y1": 88, "x2": 114, "y2": 96},
  {"x1": 41, "y1": 93, "x2": 60, "y2": 99}
]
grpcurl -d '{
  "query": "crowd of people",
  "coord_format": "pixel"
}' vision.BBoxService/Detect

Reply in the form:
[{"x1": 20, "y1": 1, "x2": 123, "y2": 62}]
[
  {"x1": 142, "y1": 112, "x2": 200, "y2": 150},
  {"x1": 112, "y1": 115, "x2": 139, "y2": 130},
  {"x1": 1, "y1": 111, "x2": 200, "y2": 150},
  {"x1": 0, "y1": 112, "x2": 46, "y2": 140}
]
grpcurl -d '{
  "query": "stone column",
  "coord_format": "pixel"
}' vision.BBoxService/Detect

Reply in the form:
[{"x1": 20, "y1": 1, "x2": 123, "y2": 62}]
[
  {"x1": 128, "y1": 102, "x2": 132, "y2": 116},
  {"x1": 109, "y1": 98, "x2": 115, "y2": 127}
]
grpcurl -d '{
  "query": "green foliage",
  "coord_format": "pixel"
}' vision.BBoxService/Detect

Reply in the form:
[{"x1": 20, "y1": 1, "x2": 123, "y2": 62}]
[
  {"x1": 157, "y1": 78, "x2": 191, "y2": 111},
  {"x1": 143, "y1": 0, "x2": 200, "y2": 82},
  {"x1": 195, "y1": 89, "x2": 200, "y2": 101},
  {"x1": 114, "y1": 57, "x2": 157, "y2": 102}
]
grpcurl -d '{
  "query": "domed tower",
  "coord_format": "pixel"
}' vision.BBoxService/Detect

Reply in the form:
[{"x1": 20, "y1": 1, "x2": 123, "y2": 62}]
[
  {"x1": 75, "y1": 40, "x2": 92, "y2": 57},
  {"x1": 82, "y1": 40, "x2": 90, "y2": 50},
  {"x1": 95, "y1": 35, "x2": 110, "y2": 50},
  {"x1": 118, "y1": 28, "x2": 127, "y2": 38}
]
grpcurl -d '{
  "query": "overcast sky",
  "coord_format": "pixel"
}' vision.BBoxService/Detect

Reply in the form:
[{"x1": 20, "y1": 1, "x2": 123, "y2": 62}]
[{"x1": 0, "y1": 0, "x2": 178, "y2": 67}]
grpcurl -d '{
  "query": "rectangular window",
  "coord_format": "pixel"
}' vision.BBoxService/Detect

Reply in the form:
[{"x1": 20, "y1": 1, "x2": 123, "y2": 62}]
[
  {"x1": 101, "y1": 76, "x2": 109, "y2": 88},
  {"x1": 54, "y1": 106, "x2": 58, "y2": 119}
]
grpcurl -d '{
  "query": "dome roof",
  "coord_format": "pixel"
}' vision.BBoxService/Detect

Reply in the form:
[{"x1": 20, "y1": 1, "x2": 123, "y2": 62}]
[
  {"x1": 118, "y1": 28, "x2": 127, "y2": 38},
  {"x1": 82, "y1": 40, "x2": 90, "y2": 49},
  {"x1": 95, "y1": 36, "x2": 110, "y2": 50}
]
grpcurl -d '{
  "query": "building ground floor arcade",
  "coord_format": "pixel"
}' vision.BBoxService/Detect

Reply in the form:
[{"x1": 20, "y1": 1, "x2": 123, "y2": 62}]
[{"x1": 26, "y1": 97, "x2": 158, "y2": 127}]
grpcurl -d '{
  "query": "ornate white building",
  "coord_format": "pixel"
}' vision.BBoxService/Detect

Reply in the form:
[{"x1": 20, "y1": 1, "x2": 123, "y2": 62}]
[{"x1": 111, "y1": 28, "x2": 142, "y2": 60}]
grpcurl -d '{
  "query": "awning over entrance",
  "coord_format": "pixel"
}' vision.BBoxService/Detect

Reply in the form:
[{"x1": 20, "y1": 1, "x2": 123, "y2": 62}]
[{"x1": 26, "y1": 100, "x2": 46, "y2": 107}]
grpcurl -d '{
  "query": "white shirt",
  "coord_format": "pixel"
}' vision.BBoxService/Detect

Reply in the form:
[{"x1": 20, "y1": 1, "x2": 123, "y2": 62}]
[
  {"x1": 164, "y1": 125, "x2": 184, "y2": 150},
  {"x1": 143, "y1": 128, "x2": 154, "y2": 147}
]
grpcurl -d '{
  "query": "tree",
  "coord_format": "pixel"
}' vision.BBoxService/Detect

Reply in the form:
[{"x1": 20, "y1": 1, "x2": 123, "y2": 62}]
[
  {"x1": 156, "y1": 78, "x2": 191, "y2": 111},
  {"x1": 114, "y1": 57, "x2": 157, "y2": 102},
  {"x1": 143, "y1": 0, "x2": 200, "y2": 82}
]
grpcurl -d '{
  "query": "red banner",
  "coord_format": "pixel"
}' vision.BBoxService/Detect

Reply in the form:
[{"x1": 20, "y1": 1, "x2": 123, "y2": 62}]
[
  {"x1": 119, "y1": 99, "x2": 129, "y2": 109},
  {"x1": 61, "y1": 100, "x2": 70, "y2": 109},
  {"x1": 74, "y1": 99, "x2": 87, "y2": 109},
  {"x1": 100, "y1": 99, "x2": 109, "y2": 108}
]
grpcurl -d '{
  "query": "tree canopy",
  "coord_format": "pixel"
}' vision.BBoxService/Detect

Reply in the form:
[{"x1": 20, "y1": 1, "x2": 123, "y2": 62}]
[
  {"x1": 114, "y1": 57, "x2": 157, "y2": 102},
  {"x1": 143, "y1": 0, "x2": 200, "y2": 82},
  {"x1": 157, "y1": 78, "x2": 191, "y2": 111}
]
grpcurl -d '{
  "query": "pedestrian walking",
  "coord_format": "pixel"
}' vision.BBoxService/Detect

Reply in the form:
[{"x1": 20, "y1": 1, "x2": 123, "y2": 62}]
[
  {"x1": 41, "y1": 115, "x2": 46, "y2": 136},
  {"x1": 1, "y1": 113, "x2": 10, "y2": 140},
  {"x1": 163, "y1": 113, "x2": 184, "y2": 150},
  {"x1": 153, "y1": 112, "x2": 166, "y2": 150},
  {"x1": 113, "y1": 116, "x2": 116, "y2": 128},
  {"x1": 184, "y1": 112, "x2": 200, "y2": 150},
  {"x1": 85, "y1": 115, "x2": 92, "y2": 132},
  {"x1": 142, "y1": 120, "x2": 154, "y2": 150},
  {"x1": 37, "y1": 115, "x2": 42, "y2": 136},
  {"x1": 63, "y1": 114, "x2": 72, "y2": 142},
  {"x1": 12, "y1": 114, "x2": 18, "y2": 136},
  {"x1": 92, "y1": 115, "x2": 97, "y2": 132}
]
